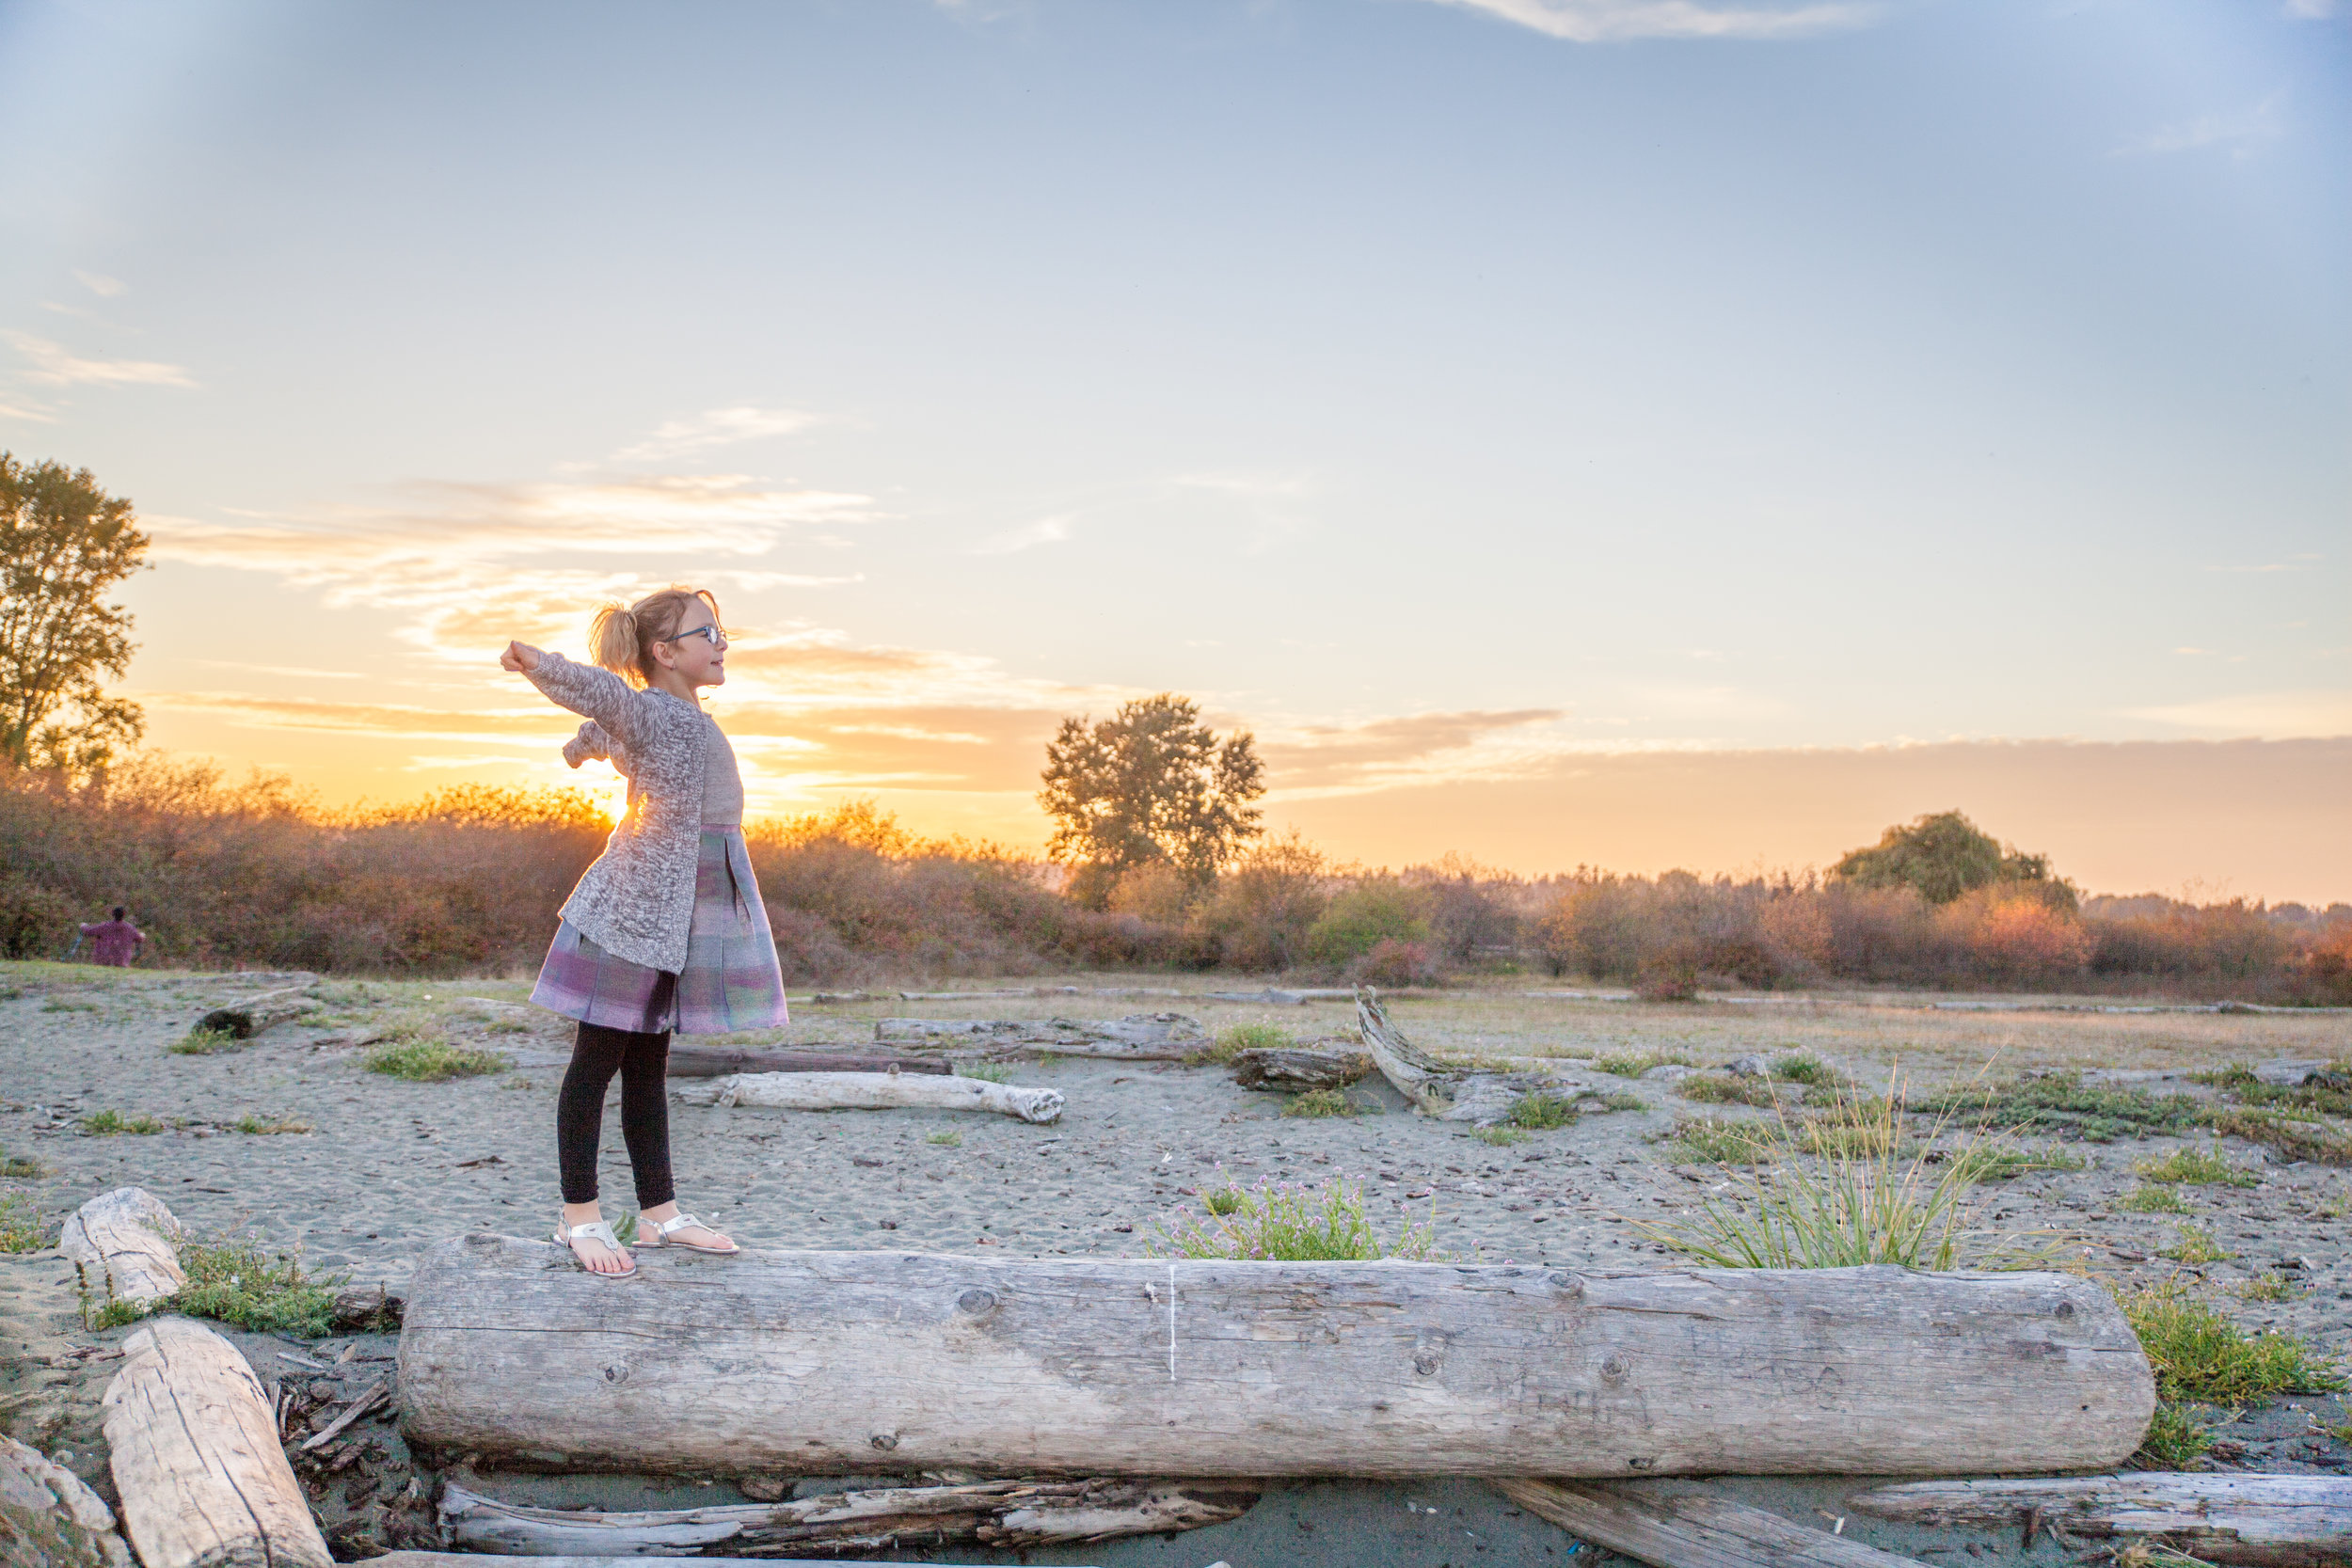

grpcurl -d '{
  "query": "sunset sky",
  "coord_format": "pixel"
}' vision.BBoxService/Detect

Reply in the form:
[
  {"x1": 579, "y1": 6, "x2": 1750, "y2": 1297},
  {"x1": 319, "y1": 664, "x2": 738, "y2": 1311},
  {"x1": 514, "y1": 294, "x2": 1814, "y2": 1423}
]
[{"x1": 3, "y1": 0, "x2": 2346, "y2": 901}]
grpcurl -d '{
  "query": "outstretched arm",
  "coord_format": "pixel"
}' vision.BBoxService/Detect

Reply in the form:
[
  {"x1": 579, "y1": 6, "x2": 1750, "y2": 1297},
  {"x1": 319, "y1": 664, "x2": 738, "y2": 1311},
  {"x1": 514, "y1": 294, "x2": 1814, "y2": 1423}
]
[
  {"x1": 563, "y1": 721, "x2": 615, "y2": 770},
  {"x1": 501, "y1": 643, "x2": 647, "y2": 743}
]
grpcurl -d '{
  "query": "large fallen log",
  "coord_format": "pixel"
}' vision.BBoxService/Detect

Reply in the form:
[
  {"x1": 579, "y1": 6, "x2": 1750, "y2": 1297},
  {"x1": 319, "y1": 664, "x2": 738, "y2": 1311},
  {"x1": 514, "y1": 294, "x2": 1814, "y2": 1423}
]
[
  {"x1": 399, "y1": 1239, "x2": 2153, "y2": 1479},
  {"x1": 194, "y1": 983, "x2": 319, "y2": 1039},
  {"x1": 58, "y1": 1187, "x2": 184, "y2": 1308},
  {"x1": 876, "y1": 1012, "x2": 1205, "y2": 1060},
  {"x1": 1356, "y1": 989, "x2": 1596, "y2": 1122},
  {"x1": 440, "y1": 1474, "x2": 1259, "y2": 1554},
  {"x1": 1231, "y1": 1045, "x2": 1373, "y2": 1091},
  {"x1": 675, "y1": 1070, "x2": 1064, "y2": 1124},
  {"x1": 1846, "y1": 1474, "x2": 2352, "y2": 1568},
  {"x1": 103, "y1": 1317, "x2": 333, "y2": 1568},
  {"x1": 667, "y1": 1044, "x2": 950, "y2": 1078},
  {"x1": 0, "y1": 1433, "x2": 133, "y2": 1568},
  {"x1": 1498, "y1": 1479, "x2": 1932, "y2": 1568}
]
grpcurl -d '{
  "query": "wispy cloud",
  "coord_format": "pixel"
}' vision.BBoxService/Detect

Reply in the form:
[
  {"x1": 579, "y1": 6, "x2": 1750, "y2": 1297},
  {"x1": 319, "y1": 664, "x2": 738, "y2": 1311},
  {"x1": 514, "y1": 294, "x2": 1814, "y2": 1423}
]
[
  {"x1": 2281, "y1": 0, "x2": 2336, "y2": 19},
  {"x1": 8, "y1": 332, "x2": 198, "y2": 388},
  {"x1": 73, "y1": 270, "x2": 126, "y2": 297},
  {"x1": 969, "y1": 515, "x2": 1072, "y2": 554},
  {"x1": 0, "y1": 400, "x2": 56, "y2": 424},
  {"x1": 612, "y1": 406, "x2": 818, "y2": 462},
  {"x1": 1421, "y1": 0, "x2": 1879, "y2": 42},
  {"x1": 2123, "y1": 689, "x2": 2352, "y2": 740},
  {"x1": 2120, "y1": 92, "x2": 2285, "y2": 158}
]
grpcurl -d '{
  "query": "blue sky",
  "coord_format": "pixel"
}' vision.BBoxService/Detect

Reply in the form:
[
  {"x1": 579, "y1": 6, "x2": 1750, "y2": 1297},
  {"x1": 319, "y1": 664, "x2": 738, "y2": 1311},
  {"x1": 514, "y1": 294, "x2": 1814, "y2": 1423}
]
[{"x1": 3, "y1": 0, "x2": 2346, "y2": 896}]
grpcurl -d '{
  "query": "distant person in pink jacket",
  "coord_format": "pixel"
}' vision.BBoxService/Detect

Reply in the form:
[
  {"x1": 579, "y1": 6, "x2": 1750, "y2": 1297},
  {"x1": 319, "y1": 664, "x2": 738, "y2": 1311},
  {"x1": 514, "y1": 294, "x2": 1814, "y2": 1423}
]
[{"x1": 79, "y1": 908, "x2": 144, "y2": 966}]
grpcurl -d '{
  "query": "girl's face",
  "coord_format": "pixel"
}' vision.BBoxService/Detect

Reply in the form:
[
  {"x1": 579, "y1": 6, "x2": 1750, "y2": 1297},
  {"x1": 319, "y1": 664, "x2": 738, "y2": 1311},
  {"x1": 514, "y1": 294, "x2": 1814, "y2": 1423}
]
[{"x1": 651, "y1": 601, "x2": 727, "y2": 689}]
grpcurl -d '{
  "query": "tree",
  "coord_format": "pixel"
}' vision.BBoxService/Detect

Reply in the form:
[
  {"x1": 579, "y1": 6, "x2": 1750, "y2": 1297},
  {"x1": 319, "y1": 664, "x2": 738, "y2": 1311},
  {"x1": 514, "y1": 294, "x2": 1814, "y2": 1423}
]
[
  {"x1": 1, "y1": 454, "x2": 148, "y2": 774},
  {"x1": 1830, "y1": 810, "x2": 2073, "y2": 909},
  {"x1": 1039, "y1": 693, "x2": 1264, "y2": 907}
]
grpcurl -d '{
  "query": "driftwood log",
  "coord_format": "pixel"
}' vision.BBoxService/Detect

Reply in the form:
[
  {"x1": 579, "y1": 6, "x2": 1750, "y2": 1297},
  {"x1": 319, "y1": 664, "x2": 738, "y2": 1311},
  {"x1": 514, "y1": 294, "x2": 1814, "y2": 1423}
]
[
  {"x1": 1357, "y1": 989, "x2": 1604, "y2": 1122},
  {"x1": 370, "y1": 1556, "x2": 1036, "y2": 1568},
  {"x1": 194, "y1": 983, "x2": 319, "y2": 1039},
  {"x1": 103, "y1": 1317, "x2": 333, "y2": 1568},
  {"x1": 675, "y1": 1070, "x2": 1064, "y2": 1125},
  {"x1": 0, "y1": 1433, "x2": 132, "y2": 1568},
  {"x1": 875, "y1": 1013, "x2": 1205, "y2": 1060},
  {"x1": 668, "y1": 1045, "x2": 950, "y2": 1079},
  {"x1": 440, "y1": 1475, "x2": 1258, "y2": 1554},
  {"x1": 1847, "y1": 1474, "x2": 2352, "y2": 1568},
  {"x1": 1499, "y1": 1479, "x2": 1932, "y2": 1568},
  {"x1": 1231, "y1": 1045, "x2": 1374, "y2": 1091},
  {"x1": 400, "y1": 1237, "x2": 2152, "y2": 1478},
  {"x1": 59, "y1": 1187, "x2": 184, "y2": 1308}
]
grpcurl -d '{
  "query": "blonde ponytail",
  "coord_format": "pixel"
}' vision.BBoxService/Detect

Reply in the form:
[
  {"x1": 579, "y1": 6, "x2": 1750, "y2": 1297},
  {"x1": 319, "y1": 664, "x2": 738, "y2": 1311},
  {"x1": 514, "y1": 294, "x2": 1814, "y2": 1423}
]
[{"x1": 585, "y1": 587, "x2": 726, "y2": 687}]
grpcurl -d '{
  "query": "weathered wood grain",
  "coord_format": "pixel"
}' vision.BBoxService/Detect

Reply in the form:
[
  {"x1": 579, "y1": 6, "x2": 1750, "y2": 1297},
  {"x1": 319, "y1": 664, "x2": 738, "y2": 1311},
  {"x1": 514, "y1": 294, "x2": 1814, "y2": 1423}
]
[
  {"x1": 1231, "y1": 1046, "x2": 1373, "y2": 1091},
  {"x1": 674, "y1": 1071, "x2": 1064, "y2": 1124},
  {"x1": 1498, "y1": 1479, "x2": 1933, "y2": 1568},
  {"x1": 440, "y1": 1474, "x2": 1258, "y2": 1554},
  {"x1": 195, "y1": 984, "x2": 319, "y2": 1039},
  {"x1": 667, "y1": 1044, "x2": 950, "y2": 1078},
  {"x1": 58, "y1": 1187, "x2": 184, "y2": 1308},
  {"x1": 1357, "y1": 989, "x2": 1578, "y2": 1122},
  {"x1": 1846, "y1": 1474, "x2": 2352, "y2": 1568},
  {"x1": 102, "y1": 1317, "x2": 333, "y2": 1568},
  {"x1": 0, "y1": 1433, "x2": 133, "y2": 1568},
  {"x1": 399, "y1": 1237, "x2": 2153, "y2": 1479}
]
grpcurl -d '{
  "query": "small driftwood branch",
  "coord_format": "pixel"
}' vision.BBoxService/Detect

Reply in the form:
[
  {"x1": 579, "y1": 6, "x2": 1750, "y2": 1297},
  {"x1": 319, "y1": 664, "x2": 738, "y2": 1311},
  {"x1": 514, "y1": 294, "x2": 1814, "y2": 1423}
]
[
  {"x1": 675, "y1": 1070, "x2": 1064, "y2": 1124},
  {"x1": 195, "y1": 983, "x2": 319, "y2": 1039},
  {"x1": 1498, "y1": 1479, "x2": 1933, "y2": 1568},
  {"x1": 103, "y1": 1317, "x2": 333, "y2": 1568},
  {"x1": 399, "y1": 1240, "x2": 2153, "y2": 1477},
  {"x1": 440, "y1": 1475, "x2": 1258, "y2": 1554},
  {"x1": 667, "y1": 1044, "x2": 949, "y2": 1078},
  {"x1": 298, "y1": 1377, "x2": 390, "y2": 1451},
  {"x1": 58, "y1": 1187, "x2": 184, "y2": 1308},
  {"x1": 1846, "y1": 1474, "x2": 2352, "y2": 1568}
]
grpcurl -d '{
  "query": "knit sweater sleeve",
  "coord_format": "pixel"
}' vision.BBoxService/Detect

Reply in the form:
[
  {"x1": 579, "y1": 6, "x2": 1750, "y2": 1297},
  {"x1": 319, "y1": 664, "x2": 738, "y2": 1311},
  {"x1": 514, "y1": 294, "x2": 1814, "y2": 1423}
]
[{"x1": 525, "y1": 653, "x2": 654, "y2": 748}]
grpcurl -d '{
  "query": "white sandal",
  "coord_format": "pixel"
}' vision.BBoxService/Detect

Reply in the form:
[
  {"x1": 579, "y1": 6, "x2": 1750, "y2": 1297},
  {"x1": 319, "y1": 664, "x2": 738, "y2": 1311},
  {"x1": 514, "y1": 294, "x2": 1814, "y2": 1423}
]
[
  {"x1": 553, "y1": 1217, "x2": 637, "y2": 1278},
  {"x1": 643, "y1": 1212, "x2": 739, "y2": 1255}
]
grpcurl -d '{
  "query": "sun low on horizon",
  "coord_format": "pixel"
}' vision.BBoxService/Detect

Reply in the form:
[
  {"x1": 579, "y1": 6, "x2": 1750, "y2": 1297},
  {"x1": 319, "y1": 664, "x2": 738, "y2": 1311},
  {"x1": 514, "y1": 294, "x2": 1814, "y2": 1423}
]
[{"x1": 3, "y1": 0, "x2": 2345, "y2": 903}]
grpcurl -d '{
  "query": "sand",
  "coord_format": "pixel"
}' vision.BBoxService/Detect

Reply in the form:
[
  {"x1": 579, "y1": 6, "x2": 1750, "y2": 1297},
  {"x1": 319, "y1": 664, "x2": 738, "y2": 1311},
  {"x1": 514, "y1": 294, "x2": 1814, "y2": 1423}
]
[{"x1": 4, "y1": 960, "x2": 2349, "y2": 1565}]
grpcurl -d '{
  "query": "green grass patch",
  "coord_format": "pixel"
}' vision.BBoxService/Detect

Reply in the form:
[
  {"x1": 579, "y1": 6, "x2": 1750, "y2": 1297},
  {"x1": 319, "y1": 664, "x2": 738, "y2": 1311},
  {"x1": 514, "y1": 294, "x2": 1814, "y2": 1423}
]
[
  {"x1": 926, "y1": 1130, "x2": 961, "y2": 1147},
  {"x1": 2133, "y1": 1402, "x2": 2214, "y2": 1468},
  {"x1": 2233, "y1": 1273, "x2": 2294, "y2": 1303},
  {"x1": 167, "y1": 1232, "x2": 340, "y2": 1337},
  {"x1": 2122, "y1": 1185, "x2": 2192, "y2": 1213},
  {"x1": 78, "y1": 1109, "x2": 163, "y2": 1135},
  {"x1": 167, "y1": 1025, "x2": 243, "y2": 1055},
  {"x1": 232, "y1": 1114, "x2": 310, "y2": 1135},
  {"x1": 2203, "y1": 1109, "x2": 2352, "y2": 1167},
  {"x1": 1200, "y1": 1022, "x2": 1290, "y2": 1065},
  {"x1": 2119, "y1": 1278, "x2": 2344, "y2": 1402},
  {"x1": 1942, "y1": 1144, "x2": 2085, "y2": 1181},
  {"x1": 1596, "y1": 1092, "x2": 1647, "y2": 1114},
  {"x1": 1150, "y1": 1177, "x2": 1438, "y2": 1262},
  {"x1": 1284, "y1": 1087, "x2": 1361, "y2": 1118},
  {"x1": 1915, "y1": 1071, "x2": 2204, "y2": 1143},
  {"x1": 364, "y1": 1037, "x2": 511, "y2": 1082},
  {"x1": 1473, "y1": 1124, "x2": 1529, "y2": 1147},
  {"x1": 1770, "y1": 1053, "x2": 1837, "y2": 1085},
  {"x1": 1677, "y1": 1073, "x2": 1777, "y2": 1108},
  {"x1": 2161, "y1": 1223, "x2": 2234, "y2": 1263},
  {"x1": 1, "y1": 1149, "x2": 41, "y2": 1180},
  {"x1": 1508, "y1": 1090, "x2": 1578, "y2": 1130},
  {"x1": 955, "y1": 1061, "x2": 1013, "y2": 1083},
  {"x1": 2134, "y1": 1147, "x2": 2260, "y2": 1187},
  {"x1": 1592, "y1": 1051, "x2": 1694, "y2": 1078},
  {"x1": 1661, "y1": 1117, "x2": 1780, "y2": 1165},
  {"x1": 2191, "y1": 1062, "x2": 2352, "y2": 1120},
  {"x1": 0, "y1": 1192, "x2": 47, "y2": 1253},
  {"x1": 41, "y1": 996, "x2": 100, "y2": 1013}
]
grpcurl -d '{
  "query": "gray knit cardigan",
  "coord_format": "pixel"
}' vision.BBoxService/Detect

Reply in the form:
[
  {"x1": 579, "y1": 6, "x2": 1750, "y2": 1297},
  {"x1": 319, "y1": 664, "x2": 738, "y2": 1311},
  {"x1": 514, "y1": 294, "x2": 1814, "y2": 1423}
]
[{"x1": 526, "y1": 652, "x2": 711, "y2": 974}]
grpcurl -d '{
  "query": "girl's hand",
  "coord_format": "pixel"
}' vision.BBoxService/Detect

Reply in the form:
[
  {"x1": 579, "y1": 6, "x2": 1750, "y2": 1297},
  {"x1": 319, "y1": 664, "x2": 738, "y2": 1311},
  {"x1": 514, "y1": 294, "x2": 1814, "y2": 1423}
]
[{"x1": 501, "y1": 641, "x2": 544, "y2": 673}]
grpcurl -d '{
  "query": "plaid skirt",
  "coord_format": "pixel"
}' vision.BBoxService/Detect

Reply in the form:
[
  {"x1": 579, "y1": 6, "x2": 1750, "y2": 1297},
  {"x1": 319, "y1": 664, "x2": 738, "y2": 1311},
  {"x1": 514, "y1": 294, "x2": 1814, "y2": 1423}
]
[{"x1": 530, "y1": 828, "x2": 789, "y2": 1036}]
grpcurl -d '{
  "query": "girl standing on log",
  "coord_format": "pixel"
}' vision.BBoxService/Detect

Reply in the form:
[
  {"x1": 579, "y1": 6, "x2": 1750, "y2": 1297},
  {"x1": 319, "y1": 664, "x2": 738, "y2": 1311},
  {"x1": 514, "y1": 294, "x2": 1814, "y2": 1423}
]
[{"x1": 501, "y1": 587, "x2": 787, "y2": 1276}]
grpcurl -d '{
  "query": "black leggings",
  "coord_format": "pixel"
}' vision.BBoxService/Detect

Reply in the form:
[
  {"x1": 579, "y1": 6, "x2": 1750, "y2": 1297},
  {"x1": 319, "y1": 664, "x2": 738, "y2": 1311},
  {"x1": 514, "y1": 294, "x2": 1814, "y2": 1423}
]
[{"x1": 556, "y1": 1022, "x2": 675, "y2": 1208}]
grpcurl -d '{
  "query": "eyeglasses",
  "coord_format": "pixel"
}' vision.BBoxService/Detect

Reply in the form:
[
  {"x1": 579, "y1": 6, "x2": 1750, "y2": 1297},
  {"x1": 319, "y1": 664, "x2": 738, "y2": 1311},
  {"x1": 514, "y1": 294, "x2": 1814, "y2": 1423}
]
[{"x1": 662, "y1": 625, "x2": 727, "y2": 649}]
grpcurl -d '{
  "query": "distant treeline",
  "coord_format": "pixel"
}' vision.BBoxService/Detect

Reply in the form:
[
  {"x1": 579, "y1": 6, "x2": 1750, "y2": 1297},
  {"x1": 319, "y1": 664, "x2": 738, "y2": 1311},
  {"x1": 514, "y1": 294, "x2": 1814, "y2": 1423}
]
[{"x1": 3, "y1": 757, "x2": 2346, "y2": 1004}]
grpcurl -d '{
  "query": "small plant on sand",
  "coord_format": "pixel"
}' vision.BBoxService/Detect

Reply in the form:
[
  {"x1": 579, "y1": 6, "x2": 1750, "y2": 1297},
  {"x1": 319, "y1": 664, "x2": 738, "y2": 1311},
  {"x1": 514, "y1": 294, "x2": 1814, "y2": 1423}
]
[
  {"x1": 168, "y1": 1025, "x2": 242, "y2": 1055},
  {"x1": 41, "y1": 995, "x2": 99, "y2": 1013},
  {"x1": 168, "y1": 1231, "x2": 340, "y2": 1337},
  {"x1": 1638, "y1": 1078, "x2": 2051, "y2": 1271},
  {"x1": 2133, "y1": 1402, "x2": 2214, "y2": 1468},
  {"x1": 1284, "y1": 1088, "x2": 1360, "y2": 1118},
  {"x1": 1, "y1": 1148, "x2": 40, "y2": 1179},
  {"x1": 1597, "y1": 1092, "x2": 1647, "y2": 1114},
  {"x1": 2202, "y1": 1109, "x2": 2351, "y2": 1168},
  {"x1": 1150, "y1": 1177, "x2": 1439, "y2": 1261},
  {"x1": 956, "y1": 1061, "x2": 1012, "y2": 1083},
  {"x1": 2233, "y1": 1273, "x2": 2294, "y2": 1303},
  {"x1": 1917, "y1": 1072, "x2": 2203, "y2": 1143},
  {"x1": 2134, "y1": 1146, "x2": 2260, "y2": 1188},
  {"x1": 232, "y1": 1114, "x2": 310, "y2": 1135},
  {"x1": 2191, "y1": 1061, "x2": 2352, "y2": 1120},
  {"x1": 2122, "y1": 1185, "x2": 2192, "y2": 1214},
  {"x1": 1661, "y1": 1117, "x2": 1779, "y2": 1165},
  {"x1": 1200, "y1": 1022, "x2": 1290, "y2": 1065},
  {"x1": 1593, "y1": 1051, "x2": 1694, "y2": 1078},
  {"x1": 0, "y1": 1192, "x2": 47, "y2": 1253},
  {"x1": 1473, "y1": 1124, "x2": 1528, "y2": 1148},
  {"x1": 927, "y1": 1130, "x2": 961, "y2": 1147},
  {"x1": 2118, "y1": 1277, "x2": 2344, "y2": 1402},
  {"x1": 1507, "y1": 1090, "x2": 1577, "y2": 1130},
  {"x1": 2161, "y1": 1223, "x2": 2234, "y2": 1263},
  {"x1": 1202, "y1": 1183, "x2": 1247, "y2": 1216},
  {"x1": 365, "y1": 1031, "x2": 511, "y2": 1082},
  {"x1": 1769, "y1": 1053, "x2": 1837, "y2": 1086},
  {"x1": 1943, "y1": 1144, "x2": 2084, "y2": 1181},
  {"x1": 1677, "y1": 1074, "x2": 1777, "y2": 1108},
  {"x1": 78, "y1": 1109, "x2": 163, "y2": 1135}
]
